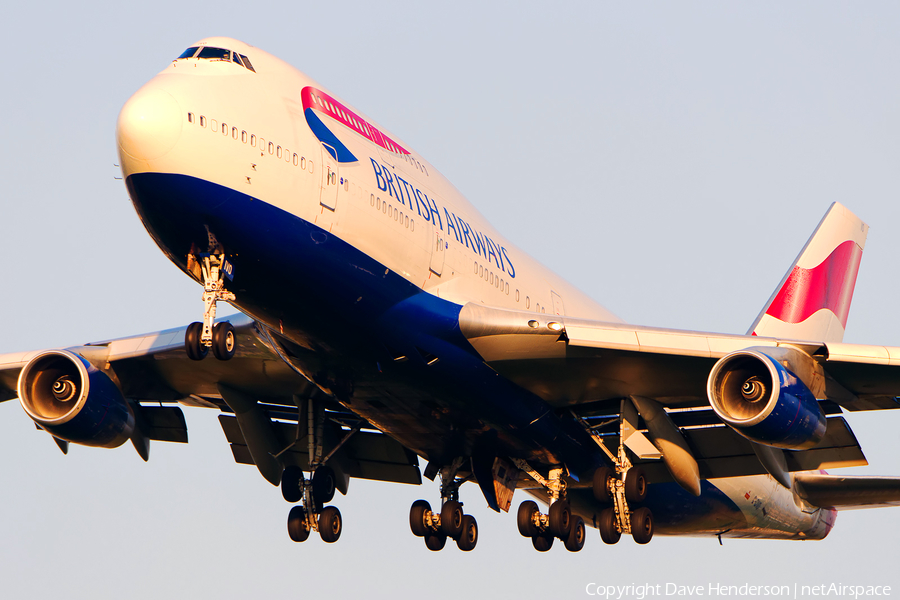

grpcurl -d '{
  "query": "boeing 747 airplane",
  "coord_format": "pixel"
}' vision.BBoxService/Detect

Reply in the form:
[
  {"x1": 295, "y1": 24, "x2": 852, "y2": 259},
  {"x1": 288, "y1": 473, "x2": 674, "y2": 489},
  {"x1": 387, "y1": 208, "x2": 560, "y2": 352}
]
[{"x1": 3, "y1": 37, "x2": 900, "y2": 553}]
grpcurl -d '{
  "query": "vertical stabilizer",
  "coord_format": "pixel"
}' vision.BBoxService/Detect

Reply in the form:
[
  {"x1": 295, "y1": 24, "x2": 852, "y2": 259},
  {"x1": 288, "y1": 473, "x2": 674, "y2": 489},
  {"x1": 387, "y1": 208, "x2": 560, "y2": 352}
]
[{"x1": 748, "y1": 203, "x2": 868, "y2": 343}]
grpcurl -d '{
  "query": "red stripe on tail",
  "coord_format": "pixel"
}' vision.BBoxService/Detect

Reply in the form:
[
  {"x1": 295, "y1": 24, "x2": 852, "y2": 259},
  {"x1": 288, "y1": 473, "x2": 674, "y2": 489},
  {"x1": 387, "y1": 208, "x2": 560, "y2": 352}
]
[{"x1": 764, "y1": 240, "x2": 862, "y2": 328}]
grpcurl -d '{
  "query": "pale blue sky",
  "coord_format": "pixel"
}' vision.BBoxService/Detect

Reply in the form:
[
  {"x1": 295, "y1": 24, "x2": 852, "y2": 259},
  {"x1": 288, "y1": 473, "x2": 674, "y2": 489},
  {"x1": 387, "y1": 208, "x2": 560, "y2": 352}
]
[{"x1": 1, "y1": 2, "x2": 899, "y2": 598}]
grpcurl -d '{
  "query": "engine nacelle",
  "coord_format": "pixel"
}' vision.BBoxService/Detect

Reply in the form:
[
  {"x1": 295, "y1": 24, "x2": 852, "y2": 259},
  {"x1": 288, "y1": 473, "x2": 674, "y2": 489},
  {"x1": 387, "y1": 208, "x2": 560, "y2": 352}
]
[
  {"x1": 707, "y1": 349, "x2": 826, "y2": 450},
  {"x1": 18, "y1": 350, "x2": 135, "y2": 448}
]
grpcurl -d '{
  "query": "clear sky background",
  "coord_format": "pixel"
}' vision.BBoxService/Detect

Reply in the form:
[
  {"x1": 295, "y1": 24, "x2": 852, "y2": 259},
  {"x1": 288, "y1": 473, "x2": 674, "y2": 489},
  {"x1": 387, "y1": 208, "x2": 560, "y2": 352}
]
[{"x1": 2, "y1": 2, "x2": 900, "y2": 598}]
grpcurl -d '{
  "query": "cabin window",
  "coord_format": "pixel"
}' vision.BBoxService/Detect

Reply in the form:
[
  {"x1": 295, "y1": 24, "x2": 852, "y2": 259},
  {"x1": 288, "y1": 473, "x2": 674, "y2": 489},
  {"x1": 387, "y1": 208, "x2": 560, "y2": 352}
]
[
  {"x1": 277, "y1": 145, "x2": 282, "y2": 158},
  {"x1": 250, "y1": 134, "x2": 256, "y2": 147},
  {"x1": 242, "y1": 131, "x2": 247, "y2": 143},
  {"x1": 211, "y1": 119, "x2": 218, "y2": 132},
  {"x1": 474, "y1": 262, "x2": 478, "y2": 274},
  {"x1": 301, "y1": 157, "x2": 306, "y2": 169},
  {"x1": 516, "y1": 289, "x2": 520, "y2": 302},
  {"x1": 370, "y1": 194, "x2": 375, "y2": 206},
  {"x1": 294, "y1": 153, "x2": 299, "y2": 166},
  {"x1": 268, "y1": 142, "x2": 274, "y2": 155},
  {"x1": 376, "y1": 197, "x2": 381, "y2": 209},
  {"x1": 410, "y1": 220, "x2": 414, "y2": 232},
  {"x1": 199, "y1": 115, "x2": 206, "y2": 127},
  {"x1": 221, "y1": 123, "x2": 228, "y2": 136},
  {"x1": 479, "y1": 266, "x2": 483, "y2": 277},
  {"x1": 232, "y1": 127, "x2": 238, "y2": 140},
  {"x1": 526, "y1": 296, "x2": 530, "y2": 309},
  {"x1": 405, "y1": 216, "x2": 409, "y2": 228},
  {"x1": 187, "y1": 112, "x2": 194, "y2": 123}
]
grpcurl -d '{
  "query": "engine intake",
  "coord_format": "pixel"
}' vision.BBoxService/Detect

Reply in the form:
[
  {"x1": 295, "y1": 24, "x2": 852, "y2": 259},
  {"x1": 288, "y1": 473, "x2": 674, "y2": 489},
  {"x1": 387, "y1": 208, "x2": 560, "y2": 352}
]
[
  {"x1": 18, "y1": 350, "x2": 135, "y2": 448},
  {"x1": 707, "y1": 349, "x2": 826, "y2": 450}
]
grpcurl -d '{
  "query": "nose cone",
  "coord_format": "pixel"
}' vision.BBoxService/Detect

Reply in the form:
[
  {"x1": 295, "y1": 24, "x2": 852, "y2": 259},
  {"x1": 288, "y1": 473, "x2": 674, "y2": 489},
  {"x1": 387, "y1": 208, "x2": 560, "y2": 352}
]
[{"x1": 117, "y1": 87, "x2": 183, "y2": 161}]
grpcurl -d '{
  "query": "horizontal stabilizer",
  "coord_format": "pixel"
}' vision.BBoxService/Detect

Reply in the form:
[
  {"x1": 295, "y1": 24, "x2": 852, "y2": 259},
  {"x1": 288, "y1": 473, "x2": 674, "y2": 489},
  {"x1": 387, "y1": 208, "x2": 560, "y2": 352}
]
[{"x1": 794, "y1": 473, "x2": 900, "y2": 510}]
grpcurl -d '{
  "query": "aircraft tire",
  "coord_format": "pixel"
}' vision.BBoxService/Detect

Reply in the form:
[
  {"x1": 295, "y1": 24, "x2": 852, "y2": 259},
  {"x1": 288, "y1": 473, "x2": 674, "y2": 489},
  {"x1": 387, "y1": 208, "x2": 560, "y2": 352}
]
[
  {"x1": 440, "y1": 500, "x2": 464, "y2": 539},
  {"x1": 318, "y1": 506, "x2": 342, "y2": 543},
  {"x1": 625, "y1": 466, "x2": 648, "y2": 503},
  {"x1": 517, "y1": 501, "x2": 540, "y2": 537},
  {"x1": 531, "y1": 533, "x2": 554, "y2": 552},
  {"x1": 212, "y1": 322, "x2": 235, "y2": 360},
  {"x1": 598, "y1": 507, "x2": 621, "y2": 544},
  {"x1": 312, "y1": 465, "x2": 336, "y2": 507},
  {"x1": 549, "y1": 500, "x2": 572, "y2": 539},
  {"x1": 593, "y1": 466, "x2": 613, "y2": 503},
  {"x1": 456, "y1": 514, "x2": 478, "y2": 551},
  {"x1": 409, "y1": 500, "x2": 431, "y2": 537},
  {"x1": 564, "y1": 515, "x2": 586, "y2": 552},
  {"x1": 424, "y1": 532, "x2": 447, "y2": 551},
  {"x1": 287, "y1": 505, "x2": 310, "y2": 542},
  {"x1": 281, "y1": 465, "x2": 304, "y2": 503},
  {"x1": 185, "y1": 322, "x2": 207, "y2": 361},
  {"x1": 631, "y1": 507, "x2": 653, "y2": 544}
]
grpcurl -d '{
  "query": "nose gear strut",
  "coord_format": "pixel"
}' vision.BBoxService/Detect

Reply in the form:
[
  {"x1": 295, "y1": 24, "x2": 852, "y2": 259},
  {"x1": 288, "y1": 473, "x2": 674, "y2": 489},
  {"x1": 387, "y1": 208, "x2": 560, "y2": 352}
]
[{"x1": 185, "y1": 252, "x2": 236, "y2": 361}]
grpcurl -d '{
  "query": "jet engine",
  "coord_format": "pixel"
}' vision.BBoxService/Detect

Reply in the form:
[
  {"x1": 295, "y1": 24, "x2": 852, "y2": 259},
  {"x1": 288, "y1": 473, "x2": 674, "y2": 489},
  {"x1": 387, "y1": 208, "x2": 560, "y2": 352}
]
[
  {"x1": 18, "y1": 350, "x2": 135, "y2": 448},
  {"x1": 707, "y1": 349, "x2": 826, "y2": 450}
]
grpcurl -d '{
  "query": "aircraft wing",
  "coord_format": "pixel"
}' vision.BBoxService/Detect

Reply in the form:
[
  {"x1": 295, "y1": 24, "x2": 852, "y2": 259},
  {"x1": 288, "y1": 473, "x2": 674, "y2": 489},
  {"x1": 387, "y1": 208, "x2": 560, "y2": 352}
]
[
  {"x1": 794, "y1": 474, "x2": 900, "y2": 510},
  {"x1": 458, "y1": 302, "x2": 900, "y2": 411},
  {"x1": 458, "y1": 302, "x2": 900, "y2": 484},
  {"x1": 0, "y1": 314, "x2": 421, "y2": 486}
]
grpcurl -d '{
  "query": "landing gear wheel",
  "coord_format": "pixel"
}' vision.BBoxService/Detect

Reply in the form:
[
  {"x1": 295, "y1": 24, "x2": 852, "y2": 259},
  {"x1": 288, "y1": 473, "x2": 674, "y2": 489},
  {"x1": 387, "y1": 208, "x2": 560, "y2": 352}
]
[
  {"x1": 424, "y1": 532, "x2": 447, "y2": 551},
  {"x1": 532, "y1": 533, "x2": 554, "y2": 552},
  {"x1": 456, "y1": 514, "x2": 478, "y2": 551},
  {"x1": 565, "y1": 515, "x2": 586, "y2": 552},
  {"x1": 318, "y1": 506, "x2": 342, "y2": 543},
  {"x1": 287, "y1": 505, "x2": 310, "y2": 542},
  {"x1": 631, "y1": 507, "x2": 653, "y2": 544},
  {"x1": 598, "y1": 507, "x2": 621, "y2": 544},
  {"x1": 517, "y1": 500, "x2": 540, "y2": 538},
  {"x1": 549, "y1": 500, "x2": 572, "y2": 539},
  {"x1": 312, "y1": 465, "x2": 336, "y2": 507},
  {"x1": 440, "y1": 500, "x2": 464, "y2": 539},
  {"x1": 281, "y1": 466, "x2": 304, "y2": 503},
  {"x1": 185, "y1": 322, "x2": 207, "y2": 361},
  {"x1": 212, "y1": 322, "x2": 235, "y2": 360},
  {"x1": 409, "y1": 500, "x2": 431, "y2": 537},
  {"x1": 625, "y1": 466, "x2": 648, "y2": 503},
  {"x1": 593, "y1": 466, "x2": 613, "y2": 503}
]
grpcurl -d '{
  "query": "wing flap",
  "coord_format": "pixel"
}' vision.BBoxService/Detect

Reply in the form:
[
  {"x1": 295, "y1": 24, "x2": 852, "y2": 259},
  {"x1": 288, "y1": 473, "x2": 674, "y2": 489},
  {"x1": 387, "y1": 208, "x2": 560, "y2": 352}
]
[
  {"x1": 794, "y1": 474, "x2": 900, "y2": 510},
  {"x1": 219, "y1": 415, "x2": 421, "y2": 485}
]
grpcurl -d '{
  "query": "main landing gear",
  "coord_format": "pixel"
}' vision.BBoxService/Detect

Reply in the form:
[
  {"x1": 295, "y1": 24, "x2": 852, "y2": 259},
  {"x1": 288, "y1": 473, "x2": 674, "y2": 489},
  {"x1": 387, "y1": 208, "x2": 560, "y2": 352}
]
[
  {"x1": 593, "y1": 465, "x2": 653, "y2": 545},
  {"x1": 511, "y1": 462, "x2": 586, "y2": 552},
  {"x1": 185, "y1": 251, "x2": 236, "y2": 361},
  {"x1": 282, "y1": 397, "x2": 350, "y2": 544},
  {"x1": 408, "y1": 458, "x2": 479, "y2": 552}
]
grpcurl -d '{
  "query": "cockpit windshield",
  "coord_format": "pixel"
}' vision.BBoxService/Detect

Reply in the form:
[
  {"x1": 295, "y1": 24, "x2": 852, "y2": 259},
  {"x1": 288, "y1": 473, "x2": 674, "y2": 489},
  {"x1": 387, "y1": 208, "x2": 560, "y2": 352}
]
[
  {"x1": 174, "y1": 46, "x2": 256, "y2": 73},
  {"x1": 196, "y1": 46, "x2": 231, "y2": 60}
]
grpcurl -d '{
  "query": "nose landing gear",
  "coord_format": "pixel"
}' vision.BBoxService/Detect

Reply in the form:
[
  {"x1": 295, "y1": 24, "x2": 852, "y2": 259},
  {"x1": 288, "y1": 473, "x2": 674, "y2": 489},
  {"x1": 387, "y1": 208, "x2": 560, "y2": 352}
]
[{"x1": 185, "y1": 251, "x2": 236, "y2": 361}]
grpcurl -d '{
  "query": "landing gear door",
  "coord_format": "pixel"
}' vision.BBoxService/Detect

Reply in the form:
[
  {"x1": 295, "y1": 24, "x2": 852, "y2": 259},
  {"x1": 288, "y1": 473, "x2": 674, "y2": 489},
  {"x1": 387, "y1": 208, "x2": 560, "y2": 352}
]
[
  {"x1": 429, "y1": 229, "x2": 445, "y2": 276},
  {"x1": 320, "y1": 143, "x2": 339, "y2": 211}
]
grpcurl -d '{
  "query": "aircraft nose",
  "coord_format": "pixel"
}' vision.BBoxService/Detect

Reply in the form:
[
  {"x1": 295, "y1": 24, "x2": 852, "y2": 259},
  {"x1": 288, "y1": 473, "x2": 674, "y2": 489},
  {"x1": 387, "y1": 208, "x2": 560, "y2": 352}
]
[{"x1": 116, "y1": 87, "x2": 183, "y2": 161}]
